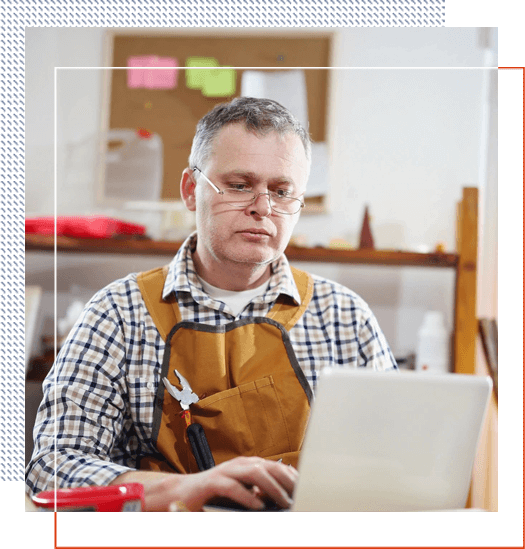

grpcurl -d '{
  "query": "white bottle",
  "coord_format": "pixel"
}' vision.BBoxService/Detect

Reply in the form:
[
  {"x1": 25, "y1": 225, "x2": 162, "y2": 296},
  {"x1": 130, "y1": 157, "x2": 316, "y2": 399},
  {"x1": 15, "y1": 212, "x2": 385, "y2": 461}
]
[
  {"x1": 104, "y1": 128, "x2": 163, "y2": 202},
  {"x1": 415, "y1": 311, "x2": 450, "y2": 373}
]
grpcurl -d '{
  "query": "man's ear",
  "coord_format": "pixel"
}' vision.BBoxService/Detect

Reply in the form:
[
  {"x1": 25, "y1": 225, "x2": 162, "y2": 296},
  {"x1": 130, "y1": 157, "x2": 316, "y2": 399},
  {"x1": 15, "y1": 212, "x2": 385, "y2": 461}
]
[{"x1": 180, "y1": 168, "x2": 197, "y2": 211}]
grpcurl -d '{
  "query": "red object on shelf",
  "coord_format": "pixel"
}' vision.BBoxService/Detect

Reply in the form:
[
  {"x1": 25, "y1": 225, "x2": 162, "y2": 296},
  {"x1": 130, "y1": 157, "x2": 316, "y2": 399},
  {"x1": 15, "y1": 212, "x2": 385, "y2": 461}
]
[
  {"x1": 32, "y1": 483, "x2": 145, "y2": 512},
  {"x1": 358, "y1": 206, "x2": 375, "y2": 250},
  {"x1": 25, "y1": 216, "x2": 146, "y2": 239},
  {"x1": 136, "y1": 127, "x2": 153, "y2": 139}
]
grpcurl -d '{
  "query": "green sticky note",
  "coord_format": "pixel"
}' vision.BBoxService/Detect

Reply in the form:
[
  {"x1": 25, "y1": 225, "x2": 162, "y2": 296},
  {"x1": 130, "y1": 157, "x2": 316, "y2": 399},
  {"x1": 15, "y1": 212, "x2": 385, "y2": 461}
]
[
  {"x1": 202, "y1": 67, "x2": 236, "y2": 97},
  {"x1": 185, "y1": 57, "x2": 219, "y2": 90}
]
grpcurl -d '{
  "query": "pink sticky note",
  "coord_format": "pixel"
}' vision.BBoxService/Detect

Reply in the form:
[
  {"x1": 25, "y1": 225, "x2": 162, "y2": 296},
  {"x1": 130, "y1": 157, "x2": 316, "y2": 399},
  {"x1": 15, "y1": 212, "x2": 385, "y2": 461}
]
[
  {"x1": 144, "y1": 56, "x2": 178, "y2": 89},
  {"x1": 127, "y1": 56, "x2": 178, "y2": 89},
  {"x1": 127, "y1": 56, "x2": 150, "y2": 88}
]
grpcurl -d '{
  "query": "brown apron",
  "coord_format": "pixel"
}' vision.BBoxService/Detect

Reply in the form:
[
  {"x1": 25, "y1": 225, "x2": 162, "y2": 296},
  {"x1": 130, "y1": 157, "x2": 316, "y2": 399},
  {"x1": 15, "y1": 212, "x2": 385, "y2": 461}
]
[{"x1": 136, "y1": 265, "x2": 314, "y2": 474}]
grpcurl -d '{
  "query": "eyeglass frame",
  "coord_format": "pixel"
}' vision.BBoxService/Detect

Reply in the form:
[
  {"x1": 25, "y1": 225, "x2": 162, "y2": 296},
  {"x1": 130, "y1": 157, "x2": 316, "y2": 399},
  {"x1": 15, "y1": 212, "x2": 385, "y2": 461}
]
[{"x1": 192, "y1": 167, "x2": 305, "y2": 215}]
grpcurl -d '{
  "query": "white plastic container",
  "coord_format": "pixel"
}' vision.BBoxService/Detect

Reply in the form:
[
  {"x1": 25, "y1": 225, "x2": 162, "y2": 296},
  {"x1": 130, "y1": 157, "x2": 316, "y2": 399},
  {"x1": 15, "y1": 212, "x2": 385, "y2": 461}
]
[
  {"x1": 104, "y1": 128, "x2": 163, "y2": 202},
  {"x1": 415, "y1": 311, "x2": 450, "y2": 373}
]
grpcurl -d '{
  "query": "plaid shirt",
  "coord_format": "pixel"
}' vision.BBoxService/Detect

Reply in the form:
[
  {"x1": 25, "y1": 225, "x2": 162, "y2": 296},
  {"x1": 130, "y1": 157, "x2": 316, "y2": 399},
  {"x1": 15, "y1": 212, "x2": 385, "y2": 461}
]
[{"x1": 26, "y1": 233, "x2": 397, "y2": 496}]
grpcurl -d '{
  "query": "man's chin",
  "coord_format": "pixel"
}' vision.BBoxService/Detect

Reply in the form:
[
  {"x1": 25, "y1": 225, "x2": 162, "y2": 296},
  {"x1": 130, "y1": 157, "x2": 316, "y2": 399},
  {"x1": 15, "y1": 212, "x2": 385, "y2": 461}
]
[
  {"x1": 233, "y1": 254, "x2": 278, "y2": 266},
  {"x1": 228, "y1": 248, "x2": 282, "y2": 267}
]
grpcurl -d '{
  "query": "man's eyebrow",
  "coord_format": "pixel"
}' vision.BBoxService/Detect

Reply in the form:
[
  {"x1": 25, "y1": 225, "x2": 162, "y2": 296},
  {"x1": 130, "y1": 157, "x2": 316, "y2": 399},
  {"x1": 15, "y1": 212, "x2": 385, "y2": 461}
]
[{"x1": 220, "y1": 170, "x2": 296, "y2": 186}]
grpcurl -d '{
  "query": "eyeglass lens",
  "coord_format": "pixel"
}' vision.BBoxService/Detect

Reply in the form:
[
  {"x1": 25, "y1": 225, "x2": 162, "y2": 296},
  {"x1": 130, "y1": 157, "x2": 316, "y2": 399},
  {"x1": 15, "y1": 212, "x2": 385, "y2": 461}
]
[{"x1": 222, "y1": 189, "x2": 302, "y2": 214}]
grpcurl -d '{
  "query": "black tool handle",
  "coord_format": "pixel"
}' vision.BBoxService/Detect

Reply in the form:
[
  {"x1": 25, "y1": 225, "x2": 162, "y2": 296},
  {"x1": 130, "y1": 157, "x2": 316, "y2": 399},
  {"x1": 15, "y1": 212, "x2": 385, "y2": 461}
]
[{"x1": 187, "y1": 422, "x2": 216, "y2": 471}]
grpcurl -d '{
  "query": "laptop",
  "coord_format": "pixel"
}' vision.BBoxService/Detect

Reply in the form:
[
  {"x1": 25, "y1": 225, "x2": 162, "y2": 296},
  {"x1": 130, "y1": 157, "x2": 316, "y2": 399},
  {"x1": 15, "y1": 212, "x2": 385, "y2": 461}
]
[{"x1": 292, "y1": 368, "x2": 492, "y2": 512}]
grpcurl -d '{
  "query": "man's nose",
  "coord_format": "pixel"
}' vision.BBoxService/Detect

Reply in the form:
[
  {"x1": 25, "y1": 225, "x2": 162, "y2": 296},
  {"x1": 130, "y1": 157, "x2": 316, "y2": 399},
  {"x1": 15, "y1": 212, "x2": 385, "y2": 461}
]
[{"x1": 248, "y1": 192, "x2": 272, "y2": 217}]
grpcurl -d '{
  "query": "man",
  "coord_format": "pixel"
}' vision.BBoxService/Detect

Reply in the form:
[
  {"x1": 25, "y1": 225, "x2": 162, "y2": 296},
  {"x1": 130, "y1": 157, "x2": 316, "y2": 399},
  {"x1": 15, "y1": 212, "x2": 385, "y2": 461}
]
[{"x1": 26, "y1": 97, "x2": 397, "y2": 511}]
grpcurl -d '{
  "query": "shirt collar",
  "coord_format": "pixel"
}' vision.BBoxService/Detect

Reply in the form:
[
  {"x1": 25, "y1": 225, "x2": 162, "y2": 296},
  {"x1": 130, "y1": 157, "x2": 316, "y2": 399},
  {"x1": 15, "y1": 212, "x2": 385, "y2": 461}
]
[{"x1": 163, "y1": 232, "x2": 301, "y2": 306}]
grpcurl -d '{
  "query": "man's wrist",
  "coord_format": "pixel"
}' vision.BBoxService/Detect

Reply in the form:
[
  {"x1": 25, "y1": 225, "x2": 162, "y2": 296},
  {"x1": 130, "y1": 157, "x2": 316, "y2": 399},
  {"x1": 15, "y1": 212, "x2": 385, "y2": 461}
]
[{"x1": 109, "y1": 469, "x2": 182, "y2": 511}]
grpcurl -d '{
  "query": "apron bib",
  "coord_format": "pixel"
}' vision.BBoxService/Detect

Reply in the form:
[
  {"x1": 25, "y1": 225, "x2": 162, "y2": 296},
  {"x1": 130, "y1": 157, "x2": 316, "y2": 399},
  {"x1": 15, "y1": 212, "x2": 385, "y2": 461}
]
[{"x1": 137, "y1": 265, "x2": 314, "y2": 474}]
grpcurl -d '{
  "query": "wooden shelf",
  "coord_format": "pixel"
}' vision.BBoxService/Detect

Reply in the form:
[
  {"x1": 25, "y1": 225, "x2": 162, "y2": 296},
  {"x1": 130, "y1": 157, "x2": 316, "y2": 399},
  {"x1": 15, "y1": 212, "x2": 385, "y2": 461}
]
[
  {"x1": 25, "y1": 233, "x2": 458, "y2": 268},
  {"x1": 282, "y1": 246, "x2": 457, "y2": 268}
]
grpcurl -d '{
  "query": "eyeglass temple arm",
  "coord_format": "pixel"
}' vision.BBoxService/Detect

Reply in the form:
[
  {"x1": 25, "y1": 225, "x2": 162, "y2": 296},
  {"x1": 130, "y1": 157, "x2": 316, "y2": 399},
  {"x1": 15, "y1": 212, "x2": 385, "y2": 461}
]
[{"x1": 192, "y1": 167, "x2": 222, "y2": 194}]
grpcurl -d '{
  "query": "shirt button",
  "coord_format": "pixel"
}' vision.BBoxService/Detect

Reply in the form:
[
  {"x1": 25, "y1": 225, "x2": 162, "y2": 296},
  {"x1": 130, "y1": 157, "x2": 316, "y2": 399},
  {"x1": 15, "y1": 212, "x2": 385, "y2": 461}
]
[{"x1": 147, "y1": 382, "x2": 154, "y2": 391}]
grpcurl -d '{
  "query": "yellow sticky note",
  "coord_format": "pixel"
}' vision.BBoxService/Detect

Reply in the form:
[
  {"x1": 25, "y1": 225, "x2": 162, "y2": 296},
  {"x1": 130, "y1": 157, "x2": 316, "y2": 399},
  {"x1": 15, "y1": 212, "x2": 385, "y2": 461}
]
[
  {"x1": 202, "y1": 67, "x2": 236, "y2": 97},
  {"x1": 185, "y1": 57, "x2": 219, "y2": 89},
  {"x1": 185, "y1": 57, "x2": 236, "y2": 97}
]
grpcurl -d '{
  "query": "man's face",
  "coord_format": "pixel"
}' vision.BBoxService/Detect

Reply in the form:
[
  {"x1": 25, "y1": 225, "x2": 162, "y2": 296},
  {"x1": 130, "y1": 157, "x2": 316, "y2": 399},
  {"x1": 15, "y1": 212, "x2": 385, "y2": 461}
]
[{"x1": 188, "y1": 123, "x2": 309, "y2": 272}]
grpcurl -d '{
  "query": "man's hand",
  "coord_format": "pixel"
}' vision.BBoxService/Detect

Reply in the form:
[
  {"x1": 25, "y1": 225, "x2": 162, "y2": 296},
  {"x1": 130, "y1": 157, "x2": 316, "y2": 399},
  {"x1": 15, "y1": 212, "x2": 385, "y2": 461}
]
[{"x1": 110, "y1": 456, "x2": 298, "y2": 512}]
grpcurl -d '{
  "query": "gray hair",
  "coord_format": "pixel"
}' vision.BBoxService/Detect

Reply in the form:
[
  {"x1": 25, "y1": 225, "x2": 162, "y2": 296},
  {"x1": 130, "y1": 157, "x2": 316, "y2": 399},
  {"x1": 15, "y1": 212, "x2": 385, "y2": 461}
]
[{"x1": 189, "y1": 97, "x2": 312, "y2": 175}]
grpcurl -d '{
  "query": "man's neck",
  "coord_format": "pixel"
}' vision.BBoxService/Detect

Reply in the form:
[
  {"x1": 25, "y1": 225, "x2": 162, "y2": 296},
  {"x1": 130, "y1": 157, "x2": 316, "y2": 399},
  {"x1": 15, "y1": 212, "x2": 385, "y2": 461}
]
[{"x1": 191, "y1": 248, "x2": 272, "y2": 291}]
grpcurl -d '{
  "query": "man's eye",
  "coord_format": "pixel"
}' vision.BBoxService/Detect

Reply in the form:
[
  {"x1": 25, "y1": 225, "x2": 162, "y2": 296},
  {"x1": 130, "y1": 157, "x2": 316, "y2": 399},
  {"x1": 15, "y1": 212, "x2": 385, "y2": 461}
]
[
  {"x1": 229, "y1": 183, "x2": 248, "y2": 191},
  {"x1": 274, "y1": 189, "x2": 292, "y2": 198}
]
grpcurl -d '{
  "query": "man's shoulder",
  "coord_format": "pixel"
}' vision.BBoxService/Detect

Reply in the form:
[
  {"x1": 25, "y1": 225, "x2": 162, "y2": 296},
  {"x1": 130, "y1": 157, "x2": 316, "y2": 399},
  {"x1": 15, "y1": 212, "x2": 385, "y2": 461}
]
[
  {"x1": 88, "y1": 271, "x2": 143, "y2": 307},
  {"x1": 299, "y1": 270, "x2": 372, "y2": 314},
  {"x1": 297, "y1": 268, "x2": 363, "y2": 298}
]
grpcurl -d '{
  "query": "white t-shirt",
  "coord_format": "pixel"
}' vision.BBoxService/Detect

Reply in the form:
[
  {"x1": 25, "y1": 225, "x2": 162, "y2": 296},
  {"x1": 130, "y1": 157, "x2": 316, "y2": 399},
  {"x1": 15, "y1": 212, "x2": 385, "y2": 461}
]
[{"x1": 197, "y1": 275, "x2": 271, "y2": 318}]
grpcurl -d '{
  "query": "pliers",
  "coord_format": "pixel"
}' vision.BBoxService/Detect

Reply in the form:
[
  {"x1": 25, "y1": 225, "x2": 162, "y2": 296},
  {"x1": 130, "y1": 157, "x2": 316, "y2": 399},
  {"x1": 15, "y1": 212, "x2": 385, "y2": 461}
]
[
  {"x1": 162, "y1": 369, "x2": 215, "y2": 471},
  {"x1": 163, "y1": 369, "x2": 199, "y2": 424}
]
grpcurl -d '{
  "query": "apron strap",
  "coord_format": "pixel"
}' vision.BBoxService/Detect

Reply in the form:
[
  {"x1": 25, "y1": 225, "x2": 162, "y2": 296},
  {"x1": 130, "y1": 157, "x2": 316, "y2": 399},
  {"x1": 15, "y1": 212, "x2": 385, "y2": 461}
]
[
  {"x1": 137, "y1": 263, "x2": 314, "y2": 340},
  {"x1": 266, "y1": 266, "x2": 314, "y2": 331},
  {"x1": 137, "y1": 265, "x2": 180, "y2": 341}
]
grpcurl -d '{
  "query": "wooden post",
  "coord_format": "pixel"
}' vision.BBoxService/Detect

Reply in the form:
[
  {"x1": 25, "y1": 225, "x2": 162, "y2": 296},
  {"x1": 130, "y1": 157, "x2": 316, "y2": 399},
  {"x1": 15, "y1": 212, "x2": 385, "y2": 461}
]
[
  {"x1": 454, "y1": 187, "x2": 479, "y2": 508},
  {"x1": 454, "y1": 187, "x2": 479, "y2": 375}
]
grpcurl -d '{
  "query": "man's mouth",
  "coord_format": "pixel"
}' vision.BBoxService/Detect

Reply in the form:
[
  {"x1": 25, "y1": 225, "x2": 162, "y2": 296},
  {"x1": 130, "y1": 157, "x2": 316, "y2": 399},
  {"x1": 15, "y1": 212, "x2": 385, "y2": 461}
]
[{"x1": 238, "y1": 229, "x2": 271, "y2": 236}]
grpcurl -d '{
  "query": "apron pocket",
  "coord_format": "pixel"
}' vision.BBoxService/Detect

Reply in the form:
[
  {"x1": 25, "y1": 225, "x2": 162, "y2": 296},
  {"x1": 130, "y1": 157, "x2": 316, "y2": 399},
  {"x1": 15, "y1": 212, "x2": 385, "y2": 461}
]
[{"x1": 193, "y1": 375, "x2": 292, "y2": 462}]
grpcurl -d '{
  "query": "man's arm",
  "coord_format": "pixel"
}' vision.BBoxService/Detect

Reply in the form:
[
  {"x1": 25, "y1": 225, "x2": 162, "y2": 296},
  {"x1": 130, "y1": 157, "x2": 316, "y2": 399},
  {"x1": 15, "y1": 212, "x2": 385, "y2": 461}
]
[
  {"x1": 109, "y1": 457, "x2": 297, "y2": 511},
  {"x1": 26, "y1": 283, "x2": 141, "y2": 496}
]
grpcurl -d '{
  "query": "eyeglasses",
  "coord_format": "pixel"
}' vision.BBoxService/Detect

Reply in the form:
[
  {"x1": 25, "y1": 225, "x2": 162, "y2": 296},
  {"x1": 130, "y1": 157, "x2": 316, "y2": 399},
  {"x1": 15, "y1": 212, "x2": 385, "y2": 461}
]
[{"x1": 192, "y1": 167, "x2": 305, "y2": 215}]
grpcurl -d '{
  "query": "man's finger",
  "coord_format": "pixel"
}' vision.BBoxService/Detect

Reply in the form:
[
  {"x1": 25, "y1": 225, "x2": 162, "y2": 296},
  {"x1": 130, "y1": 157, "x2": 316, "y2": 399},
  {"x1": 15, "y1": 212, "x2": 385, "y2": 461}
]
[{"x1": 229, "y1": 461, "x2": 295, "y2": 508}]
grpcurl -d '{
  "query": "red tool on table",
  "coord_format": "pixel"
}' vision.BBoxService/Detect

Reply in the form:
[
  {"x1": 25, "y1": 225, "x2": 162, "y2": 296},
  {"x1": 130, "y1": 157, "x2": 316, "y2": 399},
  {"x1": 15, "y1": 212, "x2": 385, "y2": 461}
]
[{"x1": 31, "y1": 483, "x2": 145, "y2": 512}]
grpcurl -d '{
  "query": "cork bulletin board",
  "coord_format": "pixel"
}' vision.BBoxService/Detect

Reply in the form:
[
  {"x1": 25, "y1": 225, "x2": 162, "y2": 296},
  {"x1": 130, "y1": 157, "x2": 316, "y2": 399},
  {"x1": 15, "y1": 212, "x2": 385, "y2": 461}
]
[{"x1": 104, "y1": 31, "x2": 332, "y2": 203}]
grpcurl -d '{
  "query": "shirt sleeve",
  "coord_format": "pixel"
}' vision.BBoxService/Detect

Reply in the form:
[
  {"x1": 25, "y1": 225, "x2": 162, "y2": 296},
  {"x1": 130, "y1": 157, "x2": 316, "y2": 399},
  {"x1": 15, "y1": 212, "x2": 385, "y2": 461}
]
[
  {"x1": 25, "y1": 289, "x2": 136, "y2": 496},
  {"x1": 356, "y1": 305, "x2": 398, "y2": 371},
  {"x1": 316, "y1": 275, "x2": 398, "y2": 371}
]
